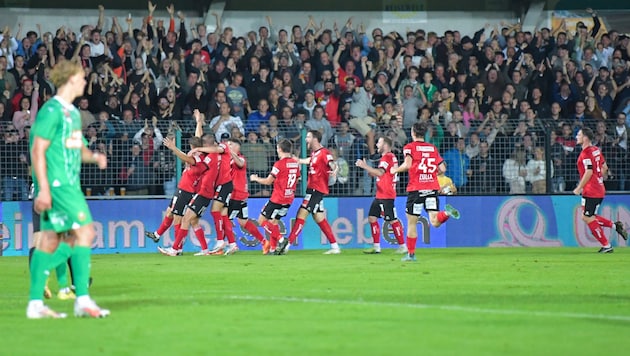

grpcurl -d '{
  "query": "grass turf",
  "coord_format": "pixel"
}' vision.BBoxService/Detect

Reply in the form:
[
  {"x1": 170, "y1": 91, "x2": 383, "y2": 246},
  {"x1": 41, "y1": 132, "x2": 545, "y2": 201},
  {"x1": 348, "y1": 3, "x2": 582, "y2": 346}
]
[{"x1": 2, "y1": 247, "x2": 630, "y2": 355}]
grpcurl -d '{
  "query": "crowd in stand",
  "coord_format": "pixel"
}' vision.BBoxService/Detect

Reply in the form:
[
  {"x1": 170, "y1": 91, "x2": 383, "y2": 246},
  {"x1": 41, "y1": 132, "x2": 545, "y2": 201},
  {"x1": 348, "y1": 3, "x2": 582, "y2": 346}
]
[{"x1": 1, "y1": 3, "x2": 630, "y2": 200}]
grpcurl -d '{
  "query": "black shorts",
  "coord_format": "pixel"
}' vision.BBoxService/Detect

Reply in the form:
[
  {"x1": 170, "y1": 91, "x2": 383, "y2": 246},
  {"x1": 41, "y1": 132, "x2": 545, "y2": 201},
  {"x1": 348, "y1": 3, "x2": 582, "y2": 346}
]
[
  {"x1": 187, "y1": 193, "x2": 213, "y2": 217},
  {"x1": 582, "y1": 197, "x2": 603, "y2": 217},
  {"x1": 406, "y1": 190, "x2": 440, "y2": 216},
  {"x1": 227, "y1": 199, "x2": 248, "y2": 220},
  {"x1": 368, "y1": 199, "x2": 399, "y2": 221},
  {"x1": 261, "y1": 201, "x2": 291, "y2": 221},
  {"x1": 32, "y1": 204, "x2": 40, "y2": 233},
  {"x1": 169, "y1": 189, "x2": 195, "y2": 216},
  {"x1": 214, "y1": 181, "x2": 233, "y2": 206},
  {"x1": 300, "y1": 188, "x2": 326, "y2": 214}
]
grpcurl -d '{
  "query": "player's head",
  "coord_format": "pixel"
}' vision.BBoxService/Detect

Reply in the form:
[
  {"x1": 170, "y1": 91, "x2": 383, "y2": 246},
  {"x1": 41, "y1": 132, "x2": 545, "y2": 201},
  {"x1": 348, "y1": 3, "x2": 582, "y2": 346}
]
[
  {"x1": 50, "y1": 61, "x2": 86, "y2": 98},
  {"x1": 306, "y1": 129, "x2": 322, "y2": 150},
  {"x1": 228, "y1": 137, "x2": 242, "y2": 153},
  {"x1": 411, "y1": 122, "x2": 427, "y2": 140},
  {"x1": 189, "y1": 136, "x2": 203, "y2": 149},
  {"x1": 202, "y1": 133, "x2": 215, "y2": 147},
  {"x1": 277, "y1": 138, "x2": 292, "y2": 156},
  {"x1": 377, "y1": 136, "x2": 392, "y2": 154},
  {"x1": 576, "y1": 127, "x2": 594, "y2": 145}
]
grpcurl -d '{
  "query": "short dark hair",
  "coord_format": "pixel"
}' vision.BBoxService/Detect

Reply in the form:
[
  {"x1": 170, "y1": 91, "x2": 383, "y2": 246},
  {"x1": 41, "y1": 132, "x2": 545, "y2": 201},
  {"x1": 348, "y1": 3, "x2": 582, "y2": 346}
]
[
  {"x1": 278, "y1": 138, "x2": 292, "y2": 153},
  {"x1": 308, "y1": 129, "x2": 322, "y2": 143},
  {"x1": 189, "y1": 136, "x2": 203, "y2": 148},
  {"x1": 412, "y1": 122, "x2": 427, "y2": 137},
  {"x1": 581, "y1": 127, "x2": 595, "y2": 141},
  {"x1": 381, "y1": 136, "x2": 393, "y2": 148},
  {"x1": 228, "y1": 137, "x2": 242, "y2": 145}
]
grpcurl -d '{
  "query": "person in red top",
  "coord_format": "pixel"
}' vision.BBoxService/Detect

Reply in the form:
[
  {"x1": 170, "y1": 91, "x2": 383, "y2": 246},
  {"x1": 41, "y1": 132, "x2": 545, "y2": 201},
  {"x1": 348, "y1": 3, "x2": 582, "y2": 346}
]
[
  {"x1": 573, "y1": 128, "x2": 627, "y2": 253},
  {"x1": 276, "y1": 130, "x2": 340, "y2": 255},
  {"x1": 250, "y1": 139, "x2": 300, "y2": 254},
  {"x1": 392, "y1": 122, "x2": 460, "y2": 262},
  {"x1": 355, "y1": 136, "x2": 406, "y2": 254},
  {"x1": 192, "y1": 135, "x2": 234, "y2": 255},
  {"x1": 154, "y1": 112, "x2": 219, "y2": 256},
  {"x1": 220, "y1": 137, "x2": 270, "y2": 254},
  {"x1": 145, "y1": 135, "x2": 206, "y2": 241}
]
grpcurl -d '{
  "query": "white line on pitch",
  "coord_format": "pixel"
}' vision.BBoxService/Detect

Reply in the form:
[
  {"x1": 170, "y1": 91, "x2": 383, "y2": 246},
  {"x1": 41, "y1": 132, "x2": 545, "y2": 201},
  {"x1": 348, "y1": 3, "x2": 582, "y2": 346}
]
[{"x1": 221, "y1": 295, "x2": 630, "y2": 322}]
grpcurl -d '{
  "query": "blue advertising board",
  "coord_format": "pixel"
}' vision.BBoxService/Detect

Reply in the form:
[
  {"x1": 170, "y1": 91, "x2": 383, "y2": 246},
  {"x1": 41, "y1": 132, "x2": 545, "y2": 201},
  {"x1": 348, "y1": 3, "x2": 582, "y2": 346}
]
[{"x1": 1, "y1": 195, "x2": 628, "y2": 256}]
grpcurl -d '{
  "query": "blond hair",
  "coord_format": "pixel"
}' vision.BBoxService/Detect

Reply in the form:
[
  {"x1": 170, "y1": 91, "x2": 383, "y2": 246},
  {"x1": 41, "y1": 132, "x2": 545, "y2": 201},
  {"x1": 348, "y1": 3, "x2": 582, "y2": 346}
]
[{"x1": 50, "y1": 61, "x2": 84, "y2": 88}]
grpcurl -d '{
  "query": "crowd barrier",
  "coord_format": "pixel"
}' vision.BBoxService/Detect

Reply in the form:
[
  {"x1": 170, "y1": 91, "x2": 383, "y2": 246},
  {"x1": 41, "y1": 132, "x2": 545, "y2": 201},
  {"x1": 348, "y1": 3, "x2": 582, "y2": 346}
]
[{"x1": 1, "y1": 195, "x2": 628, "y2": 256}]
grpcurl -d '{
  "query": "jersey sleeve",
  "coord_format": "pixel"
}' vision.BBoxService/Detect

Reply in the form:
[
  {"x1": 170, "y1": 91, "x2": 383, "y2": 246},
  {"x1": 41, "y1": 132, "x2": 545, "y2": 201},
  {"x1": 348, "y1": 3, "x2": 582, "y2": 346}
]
[
  {"x1": 270, "y1": 161, "x2": 280, "y2": 177},
  {"x1": 581, "y1": 153, "x2": 593, "y2": 170},
  {"x1": 31, "y1": 106, "x2": 60, "y2": 141},
  {"x1": 403, "y1": 143, "x2": 412, "y2": 158}
]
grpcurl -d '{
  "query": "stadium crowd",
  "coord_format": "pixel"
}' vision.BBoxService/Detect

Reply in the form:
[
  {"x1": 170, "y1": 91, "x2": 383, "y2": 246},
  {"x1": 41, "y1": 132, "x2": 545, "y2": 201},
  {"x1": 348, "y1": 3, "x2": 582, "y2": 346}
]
[{"x1": 1, "y1": 4, "x2": 630, "y2": 200}]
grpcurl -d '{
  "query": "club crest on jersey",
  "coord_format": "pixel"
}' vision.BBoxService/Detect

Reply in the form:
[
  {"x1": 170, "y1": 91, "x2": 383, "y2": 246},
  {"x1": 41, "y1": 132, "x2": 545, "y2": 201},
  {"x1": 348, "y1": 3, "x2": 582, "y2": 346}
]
[{"x1": 65, "y1": 130, "x2": 84, "y2": 148}]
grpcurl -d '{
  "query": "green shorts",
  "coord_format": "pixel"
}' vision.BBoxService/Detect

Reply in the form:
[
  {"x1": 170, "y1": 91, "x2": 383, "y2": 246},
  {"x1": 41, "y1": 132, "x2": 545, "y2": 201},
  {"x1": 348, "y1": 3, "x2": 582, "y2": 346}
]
[{"x1": 39, "y1": 185, "x2": 93, "y2": 233}]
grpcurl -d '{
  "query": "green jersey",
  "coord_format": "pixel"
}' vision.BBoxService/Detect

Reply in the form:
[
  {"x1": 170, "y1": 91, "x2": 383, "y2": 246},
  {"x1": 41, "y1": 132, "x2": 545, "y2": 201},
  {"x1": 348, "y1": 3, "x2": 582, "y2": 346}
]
[{"x1": 30, "y1": 96, "x2": 84, "y2": 188}]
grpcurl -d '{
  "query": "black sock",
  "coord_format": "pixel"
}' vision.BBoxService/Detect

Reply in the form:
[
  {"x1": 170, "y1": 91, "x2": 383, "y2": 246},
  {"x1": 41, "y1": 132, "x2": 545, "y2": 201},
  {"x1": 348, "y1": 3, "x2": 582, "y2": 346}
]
[
  {"x1": 67, "y1": 257, "x2": 75, "y2": 285},
  {"x1": 28, "y1": 247, "x2": 35, "y2": 269}
]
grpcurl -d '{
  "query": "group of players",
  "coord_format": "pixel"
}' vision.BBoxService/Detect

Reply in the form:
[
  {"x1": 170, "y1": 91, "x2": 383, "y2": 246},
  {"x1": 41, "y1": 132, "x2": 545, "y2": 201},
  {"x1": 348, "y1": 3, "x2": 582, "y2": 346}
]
[{"x1": 145, "y1": 116, "x2": 463, "y2": 261}]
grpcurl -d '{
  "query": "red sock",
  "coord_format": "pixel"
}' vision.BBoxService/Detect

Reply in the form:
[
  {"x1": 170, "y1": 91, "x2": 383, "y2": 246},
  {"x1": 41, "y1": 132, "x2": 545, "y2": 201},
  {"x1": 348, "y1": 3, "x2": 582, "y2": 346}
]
[
  {"x1": 437, "y1": 211, "x2": 449, "y2": 224},
  {"x1": 588, "y1": 220, "x2": 609, "y2": 246},
  {"x1": 211, "y1": 211, "x2": 224, "y2": 241},
  {"x1": 156, "y1": 215, "x2": 174, "y2": 235},
  {"x1": 173, "y1": 227, "x2": 188, "y2": 250},
  {"x1": 270, "y1": 223, "x2": 281, "y2": 249},
  {"x1": 288, "y1": 218, "x2": 305, "y2": 244},
  {"x1": 244, "y1": 220, "x2": 265, "y2": 243},
  {"x1": 193, "y1": 226, "x2": 208, "y2": 250},
  {"x1": 407, "y1": 236, "x2": 417, "y2": 255},
  {"x1": 317, "y1": 219, "x2": 337, "y2": 244},
  {"x1": 370, "y1": 221, "x2": 380, "y2": 243},
  {"x1": 222, "y1": 215, "x2": 235, "y2": 244},
  {"x1": 596, "y1": 215, "x2": 613, "y2": 228},
  {"x1": 391, "y1": 220, "x2": 405, "y2": 245},
  {"x1": 173, "y1": 223, "x2": 181, "y2": 242}
]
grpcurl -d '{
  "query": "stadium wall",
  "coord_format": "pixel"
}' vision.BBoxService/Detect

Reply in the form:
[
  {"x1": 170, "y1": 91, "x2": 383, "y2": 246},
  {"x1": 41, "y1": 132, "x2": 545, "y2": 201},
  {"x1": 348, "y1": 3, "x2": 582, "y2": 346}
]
[{"x1": 2, "y1": 195, "x2": 628, "y2": 256}]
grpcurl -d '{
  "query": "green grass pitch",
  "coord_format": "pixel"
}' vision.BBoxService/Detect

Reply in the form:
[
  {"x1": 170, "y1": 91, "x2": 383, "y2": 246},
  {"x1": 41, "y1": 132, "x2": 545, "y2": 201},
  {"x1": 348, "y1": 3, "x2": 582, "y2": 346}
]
[{"x1": 2, "y1": 247, "x2": 630, "y2": 355}]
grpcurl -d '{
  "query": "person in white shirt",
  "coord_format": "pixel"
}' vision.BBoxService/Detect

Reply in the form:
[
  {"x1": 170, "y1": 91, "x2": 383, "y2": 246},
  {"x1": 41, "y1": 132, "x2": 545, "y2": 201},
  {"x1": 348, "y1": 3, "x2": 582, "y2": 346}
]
[
  {"x1": 209, "y1": 102, "x2": 245, "y2": 142},
  {"x1": 526, "y1": 147, "x2": 553, "y2": 194}
]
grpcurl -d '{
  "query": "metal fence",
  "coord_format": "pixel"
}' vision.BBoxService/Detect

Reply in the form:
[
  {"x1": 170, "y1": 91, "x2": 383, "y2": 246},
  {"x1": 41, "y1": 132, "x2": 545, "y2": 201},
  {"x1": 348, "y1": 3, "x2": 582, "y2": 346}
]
[{"x1": 2, "y1": 115, "x2": 628, "y2": 200}]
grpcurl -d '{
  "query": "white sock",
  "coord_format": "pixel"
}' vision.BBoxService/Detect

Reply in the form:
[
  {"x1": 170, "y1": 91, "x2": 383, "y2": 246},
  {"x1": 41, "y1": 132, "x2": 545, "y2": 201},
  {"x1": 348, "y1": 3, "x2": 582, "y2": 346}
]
[
  {"x1": 373, "y1": 243, "x2": 381, "y2": 250},
  {"x1": 29, "y1": 300, "x2": 43, "y2": 308},
  {"x1": 331, "y1": 242, "x2": 339, "y2": 249},
  {"x1": 604, "y1": 244, "x2": 611, "y2": 248},
  {"x1": 154, "y1": 231, "x2": 161, "y2": 238},
  {"x1": 229, "y1": 242, "x2": 237, "y2": 247},
  {"x1": 77, "y1": 295, "x2": 91, "y2": 305}
]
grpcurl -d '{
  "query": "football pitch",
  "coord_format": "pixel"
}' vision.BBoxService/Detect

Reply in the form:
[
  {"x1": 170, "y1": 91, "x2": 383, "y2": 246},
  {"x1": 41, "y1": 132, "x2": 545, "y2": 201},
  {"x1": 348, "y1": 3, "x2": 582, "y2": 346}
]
[{"x1": 2, "y1": 247, "x2": 630, "y2": 355}]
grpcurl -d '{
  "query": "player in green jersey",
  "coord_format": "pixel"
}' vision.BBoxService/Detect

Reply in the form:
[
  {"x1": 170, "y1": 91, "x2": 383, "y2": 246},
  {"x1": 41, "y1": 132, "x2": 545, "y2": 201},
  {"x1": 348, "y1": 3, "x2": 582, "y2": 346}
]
[{"x1": 27, "y1": 60, "x2": 109, "y2": 319}]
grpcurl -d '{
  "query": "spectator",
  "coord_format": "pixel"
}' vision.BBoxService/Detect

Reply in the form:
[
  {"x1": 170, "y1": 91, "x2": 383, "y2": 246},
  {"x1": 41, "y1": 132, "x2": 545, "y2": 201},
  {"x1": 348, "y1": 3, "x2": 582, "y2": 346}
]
[
  {"x1": 209, "y1": 102, "x2": 245, "y2": 142},
  {"x1": 305, "y1": 105, "x2": 333, "y2": 148},
  {"x1": 503, "y1": 148, "x2": 528, "y2": 194},
  {"x1": 443, "y1": 137, "x2": 470, "y2": 191},
  {"x1": 1, "y1": 127, "x2": 29, "y2": 200},
  {"x1": 526, "y1": 147, "x2": 552, "y2": 194}
]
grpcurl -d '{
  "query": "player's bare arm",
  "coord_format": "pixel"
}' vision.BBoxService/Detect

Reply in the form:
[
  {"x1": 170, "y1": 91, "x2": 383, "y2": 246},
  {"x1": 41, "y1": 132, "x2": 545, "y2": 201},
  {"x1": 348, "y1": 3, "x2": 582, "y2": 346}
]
[
  {"x1": 293, "y1": 155, "x2": 311, "y2": 165},
  {"x1": 573, "y1": 168, "x2": 593, "y2": 195},
  {"x1": 191, "y1": 145, "x2": 224, "y2": 154},
  {"x1": 438, "y1": 162, "x2": 447, "y2": 174},
  {"x1": 250, "y1": 173, "x2": 275, "y2": 185},
  {"x1": 601, "y1": 161, "x2": 609, "y2": 179},
  {"x1": 194, "y1": 109, "x2": 204, "y2": 137},
  {"x1": 31, "y1": 136, "x2": 52, "y2": 213},
  {"x1": 355, "y1": 158, "x2": 384, "y2": 177},
  {"x1": 392, "y1": 155, "x2": 412, "y2": 174},
  {"x1": 80, "y1": 146, "x2": 107, "y2": 169},
  {"x1": 231, "y1": 151, "x2": 245, "y2": 168},
  {"x1": 163, "y1": 137, "x2": 196, "y2": 165}
]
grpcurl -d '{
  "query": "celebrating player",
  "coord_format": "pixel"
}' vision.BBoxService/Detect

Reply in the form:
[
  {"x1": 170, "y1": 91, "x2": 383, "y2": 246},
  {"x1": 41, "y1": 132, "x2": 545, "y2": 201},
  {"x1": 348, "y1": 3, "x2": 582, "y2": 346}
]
[
  {"x1": 220, "y1": 137, "x2": 270, "y2": 254},
  {"x1": 276, "y1": 130, "x2": 340, "y2": 255},
  {"x1": 355, "y1": 136, "x2": 407, "y2": 254},
  {"x1": 191, "y1": 136, "x2": 235, "y2": 255},
  {"x1": 392, "y1": 122, "x2": 460, "y2": 262},
  {"x1": 28, "y1": 60, "x2": 109, "y2": 318},
  {"x1": 573, "y1": 128, "x2": 628, "y2": 253},
  {"x1": 250, "y1": 139, "x2": 300, "y2": 254},
  {"x1": 146, "y1": 110, "x2": 212, "y2": 256}
]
